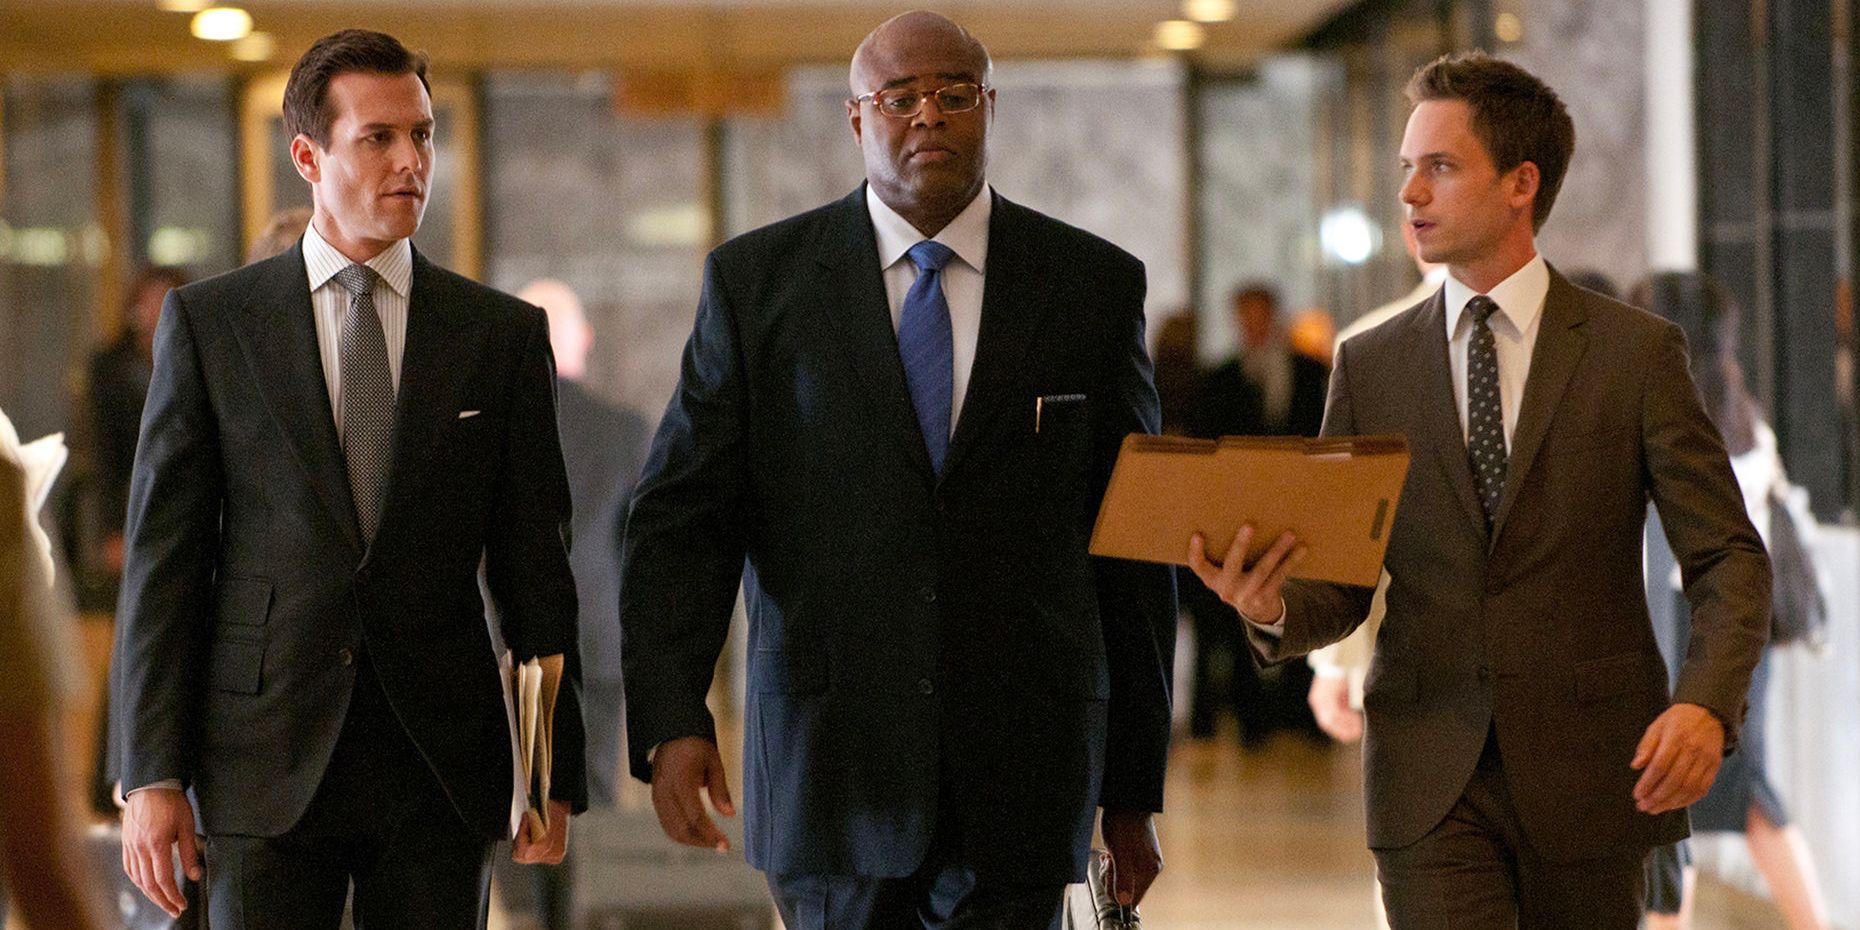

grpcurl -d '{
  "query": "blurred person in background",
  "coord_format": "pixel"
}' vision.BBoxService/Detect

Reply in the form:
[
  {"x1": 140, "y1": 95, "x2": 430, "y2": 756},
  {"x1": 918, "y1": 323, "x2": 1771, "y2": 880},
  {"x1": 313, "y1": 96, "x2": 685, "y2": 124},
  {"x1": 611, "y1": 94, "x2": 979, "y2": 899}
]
[
  {"x1": 494, "y1": 278, "x2": 648, "y2": 930},
  {"x1": 1636, "y1": 271, "x2": 1830, "y2": 930},
  {"x1": 0, "y1": 407, "x2": 108, "y2": 930},
  {"x1": 1185, "y1": 282, "x2": 1326, "y2": 746},
  {"x1": 248, "y1": 207, "x2": 316, "y2": 264},
  {"x1": 86, "y1": 265, "x2": 189, "y2": 586}
]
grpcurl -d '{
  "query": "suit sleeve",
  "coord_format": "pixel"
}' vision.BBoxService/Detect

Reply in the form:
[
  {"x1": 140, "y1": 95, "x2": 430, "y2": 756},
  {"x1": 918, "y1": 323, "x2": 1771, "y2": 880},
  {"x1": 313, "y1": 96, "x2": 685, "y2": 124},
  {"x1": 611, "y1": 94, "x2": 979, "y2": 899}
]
[
  {"x1": 618, "y1": 252, "x2": 751, "y2": 783},
  {"x1": 485, "y1": 309, "x2": 588, "y2": 812},
  {"x1": 1091, "y1": 256, "x2": 1179, "y2": 813},
  {"x1": 1256, "y1": 339, "x2": 1378, "y2": 663},
  {"x1": 1643, "y1": 322, "x2": 1771, "y2": 742},
  {"x1": 111, "y1": 291, "x2": 222, "y2": 792}
]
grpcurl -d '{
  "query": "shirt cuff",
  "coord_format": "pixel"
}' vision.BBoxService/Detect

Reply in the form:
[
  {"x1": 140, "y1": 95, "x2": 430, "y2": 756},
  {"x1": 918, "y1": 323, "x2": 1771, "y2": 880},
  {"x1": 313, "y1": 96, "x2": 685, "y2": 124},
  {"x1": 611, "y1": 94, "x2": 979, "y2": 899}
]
[
  {"x1": 126, "y1": 779, "x2": 183, "y2": 796},
  {"x1": 1240, "y1": 598, "x2": 1288, "y2": 636}
]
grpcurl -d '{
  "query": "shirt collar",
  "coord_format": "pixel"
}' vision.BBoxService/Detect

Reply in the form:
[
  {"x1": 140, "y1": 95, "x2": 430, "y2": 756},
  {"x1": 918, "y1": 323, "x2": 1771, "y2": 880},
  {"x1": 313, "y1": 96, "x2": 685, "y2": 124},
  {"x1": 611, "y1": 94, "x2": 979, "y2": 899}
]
[
  {"x1": 866, "y1": 183, "x2": 991, "y2": 275},
  {"x1": 1443, "y1": 252, "x2": 1549, "y2": 337},
  {"x1": 303, "y1": 221, "x2": 413, "y2": 301}
]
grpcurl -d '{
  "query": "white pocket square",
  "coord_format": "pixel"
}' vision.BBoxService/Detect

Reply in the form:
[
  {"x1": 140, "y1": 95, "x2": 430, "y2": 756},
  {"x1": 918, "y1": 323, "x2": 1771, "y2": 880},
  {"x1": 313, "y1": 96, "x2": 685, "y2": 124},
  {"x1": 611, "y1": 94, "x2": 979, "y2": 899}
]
[{"x1": 458, "y1": 410, "x2": 482, "y2": 419}]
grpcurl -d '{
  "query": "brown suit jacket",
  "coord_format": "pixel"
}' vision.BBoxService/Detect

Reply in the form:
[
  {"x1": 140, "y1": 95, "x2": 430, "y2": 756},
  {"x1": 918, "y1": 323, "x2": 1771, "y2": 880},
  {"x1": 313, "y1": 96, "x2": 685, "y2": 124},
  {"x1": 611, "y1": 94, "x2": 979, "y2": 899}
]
[{"x1": 1250, "y1": 268, "x2": 1770, "y2": 862}]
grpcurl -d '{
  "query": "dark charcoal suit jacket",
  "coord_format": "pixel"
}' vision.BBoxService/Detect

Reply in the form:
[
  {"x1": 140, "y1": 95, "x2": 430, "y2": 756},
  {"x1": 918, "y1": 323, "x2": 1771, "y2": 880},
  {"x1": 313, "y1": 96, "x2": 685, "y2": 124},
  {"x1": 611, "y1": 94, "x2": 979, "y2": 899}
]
[
  {"x1": 620, "y1": 186, "x2": 1178, "y2": 884},
  {"x1": 112, "y1": 241, "x2": 588, "y2": 840},
  {"x1": 1250, "y1": 269, "x2": 1771, "y2": 862}
]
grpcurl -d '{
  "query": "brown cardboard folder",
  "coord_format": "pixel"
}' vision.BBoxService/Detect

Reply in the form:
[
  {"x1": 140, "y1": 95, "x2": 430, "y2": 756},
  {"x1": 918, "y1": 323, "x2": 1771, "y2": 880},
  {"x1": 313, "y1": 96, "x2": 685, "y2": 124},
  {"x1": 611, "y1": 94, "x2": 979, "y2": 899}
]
[{"x1": 1089, "y1": 434, "x2": 1410, "y2": 587}]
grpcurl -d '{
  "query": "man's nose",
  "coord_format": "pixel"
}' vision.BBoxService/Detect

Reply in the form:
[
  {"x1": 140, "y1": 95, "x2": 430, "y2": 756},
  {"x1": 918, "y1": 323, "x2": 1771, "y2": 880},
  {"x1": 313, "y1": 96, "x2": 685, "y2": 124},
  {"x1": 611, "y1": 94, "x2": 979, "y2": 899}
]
[{"x1": 912, "y1": 97, "x2": 949, "y2": 128}]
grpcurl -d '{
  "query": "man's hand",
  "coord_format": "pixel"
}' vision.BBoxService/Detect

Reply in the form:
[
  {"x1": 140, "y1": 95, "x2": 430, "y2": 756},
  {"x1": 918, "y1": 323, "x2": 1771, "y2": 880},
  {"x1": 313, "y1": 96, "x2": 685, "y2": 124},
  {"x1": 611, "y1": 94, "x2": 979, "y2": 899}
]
[
  {"x1": 650, "y1": 736, "x2": 734, "y2": 853},
  {"x1": 1631, "y1": 703, "x2": 1726, "y2": 814},
  {"x1": 1100, "y1": 809, "x2": 1162, "y2": 907},
  {"x1": 121, "y1": 787, "x2": 201, "y2": 919},
  {"x1": 511, "y1": 799, "x2": 573, "y2": 864},
  {"x1": 1308, "y1": 673, "x2": 1364, "y2": 744},
  {"x1": 1186, "y1": 526, "x2": 1305, "y2": 624}
]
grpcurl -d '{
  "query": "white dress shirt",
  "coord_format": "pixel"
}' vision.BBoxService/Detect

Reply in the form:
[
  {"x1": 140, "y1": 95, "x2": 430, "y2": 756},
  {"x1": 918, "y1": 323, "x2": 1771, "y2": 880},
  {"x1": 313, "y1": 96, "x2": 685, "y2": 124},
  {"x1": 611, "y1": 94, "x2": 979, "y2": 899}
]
[
  {"x1": 1441, "y1": 254, "x2": 1549, "y2": 447},
  {"x1": 302, "y1": 222, "x2": 413, "y2": 431},
  {"x1": 866, "y1": 184, "x2": 991, "y2": 434}
]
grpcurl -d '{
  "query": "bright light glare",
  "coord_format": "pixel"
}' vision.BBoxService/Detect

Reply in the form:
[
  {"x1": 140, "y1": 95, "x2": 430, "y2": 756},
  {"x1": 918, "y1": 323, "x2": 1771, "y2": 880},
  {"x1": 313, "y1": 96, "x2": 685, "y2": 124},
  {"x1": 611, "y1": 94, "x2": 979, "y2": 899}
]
[
  {"x1": 191, "y1": 7, "x2": 253, "y2": 42},
  {"x1": 1153, "y1": 20, "x2": 1206, "y2": 52},
  {"x1": 1183, "y1": 0, "x2": 1237, "y2": 23},
  {"x1": 1320, "y1": 207, "x2": 1378, "y2": 266}
]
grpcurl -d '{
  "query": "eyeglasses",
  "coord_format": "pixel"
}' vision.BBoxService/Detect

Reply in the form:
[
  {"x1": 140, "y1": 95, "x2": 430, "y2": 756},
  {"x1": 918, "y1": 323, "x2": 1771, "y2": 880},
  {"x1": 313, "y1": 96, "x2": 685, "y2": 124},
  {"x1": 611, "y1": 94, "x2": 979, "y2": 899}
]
[{"x1": 851, "y1": 82, "x2": 989, "y2": 119}]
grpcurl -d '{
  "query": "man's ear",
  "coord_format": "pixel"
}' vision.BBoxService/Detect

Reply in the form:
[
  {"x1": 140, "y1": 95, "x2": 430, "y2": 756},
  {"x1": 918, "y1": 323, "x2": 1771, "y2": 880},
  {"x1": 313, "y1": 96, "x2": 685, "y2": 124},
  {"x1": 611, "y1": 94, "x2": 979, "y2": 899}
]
[
  {"x1": 1510, "y1": 160, "x2": 1541, "y2": 213},
  {"x1": 289, "y1": 134, "x2": 321, "y2": 185},
  {"x1": 847, "y1": 99, "x2": 864, "y2": 145}
]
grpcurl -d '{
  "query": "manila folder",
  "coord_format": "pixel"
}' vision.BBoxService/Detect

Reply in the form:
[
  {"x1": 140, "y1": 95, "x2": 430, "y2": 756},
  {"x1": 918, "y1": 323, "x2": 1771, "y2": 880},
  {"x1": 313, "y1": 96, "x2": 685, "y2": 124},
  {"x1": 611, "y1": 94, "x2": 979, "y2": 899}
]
[{"x1": 1089, "y1": 434, "x2": 1410, "y2": 587}]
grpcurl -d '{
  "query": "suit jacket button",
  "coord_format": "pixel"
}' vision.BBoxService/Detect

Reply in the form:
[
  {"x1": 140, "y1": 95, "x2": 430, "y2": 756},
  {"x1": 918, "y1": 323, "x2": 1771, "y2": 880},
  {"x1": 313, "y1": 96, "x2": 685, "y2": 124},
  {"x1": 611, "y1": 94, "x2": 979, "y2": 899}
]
[
  {"x1": 919, "y1": 586, "x2": 937, "y2": 604},
  {"x1": 339, "y1": 648, "x2": 355, "y2": 667},
  {"x1": 1477, "y1": 664, "x2": 1491, "y2": 681},
  {"x1": 917, "y1": 678, "x2": 935, "y2": 695}
]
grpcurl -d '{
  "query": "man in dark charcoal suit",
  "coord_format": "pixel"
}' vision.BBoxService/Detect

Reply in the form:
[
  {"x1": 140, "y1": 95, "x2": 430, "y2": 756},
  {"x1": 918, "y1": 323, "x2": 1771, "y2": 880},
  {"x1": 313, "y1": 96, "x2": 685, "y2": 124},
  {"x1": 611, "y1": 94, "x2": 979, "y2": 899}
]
[
  {"x1": 1189, "y1": 52, "x2": 1771, "y2": 927},
  {"x1": 618, "y1": 11, "x2": 1177, "y2": 929},
  {"x1": 112, "y1": 29, "x2": 585, "y2": 929}
]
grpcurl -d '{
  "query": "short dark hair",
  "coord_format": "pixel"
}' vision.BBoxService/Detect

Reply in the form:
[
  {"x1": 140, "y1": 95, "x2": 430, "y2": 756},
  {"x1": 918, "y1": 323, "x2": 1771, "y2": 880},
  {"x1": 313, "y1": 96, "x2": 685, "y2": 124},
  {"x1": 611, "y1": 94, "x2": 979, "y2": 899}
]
[
  {"x1": 283, "y1": 29, "x2": 430, "y2": 147},
  {"x1": 1232, "y1": 283, "x2": 1279, "y2": 310},
  {"x1": 1406, "y1": 51, "x2": 1575, "y2": 232}
]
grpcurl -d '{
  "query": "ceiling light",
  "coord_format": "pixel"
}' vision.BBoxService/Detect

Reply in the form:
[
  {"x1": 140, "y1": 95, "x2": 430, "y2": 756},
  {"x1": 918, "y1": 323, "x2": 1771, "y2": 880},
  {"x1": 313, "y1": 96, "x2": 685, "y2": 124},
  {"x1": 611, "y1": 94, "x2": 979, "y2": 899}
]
[
  {"x1": 157, "y1": 0, "x2": 213, "y2": 12},
  {"x1": 229, "y1": 31, "x2": 275, "y2": 61},
  {"x1": 1183, "y1": 0, "x2": 1237, "y2": 23},
  {"x1": 191, "y1": 7, "x2": 253, "y2": 42},
  {"x1": 1153, "y1": 20, "x2": 1205, "y2": 52}
]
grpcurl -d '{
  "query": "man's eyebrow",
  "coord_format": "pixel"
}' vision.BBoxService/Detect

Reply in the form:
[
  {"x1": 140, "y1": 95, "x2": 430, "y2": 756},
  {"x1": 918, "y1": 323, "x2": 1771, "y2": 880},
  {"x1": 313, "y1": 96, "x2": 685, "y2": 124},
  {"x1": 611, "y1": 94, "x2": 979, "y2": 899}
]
[
  {"x1": 878, "y1": 71, "x2": 979, "y2": 89},
  {"x1": 356, "y1": 118, "x2": 436, "y2": 132}
]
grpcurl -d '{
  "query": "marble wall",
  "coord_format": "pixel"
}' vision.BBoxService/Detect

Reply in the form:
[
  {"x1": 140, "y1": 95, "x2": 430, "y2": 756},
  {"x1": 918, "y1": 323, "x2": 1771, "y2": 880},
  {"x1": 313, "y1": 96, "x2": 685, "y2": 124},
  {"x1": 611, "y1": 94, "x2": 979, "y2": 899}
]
[
  {"x1": 1501, "y1": 0, "x2": 1649, "y2": 295},
  {"x1": 1197, "y1": 57, "x2": 1326, "y2": 361}
]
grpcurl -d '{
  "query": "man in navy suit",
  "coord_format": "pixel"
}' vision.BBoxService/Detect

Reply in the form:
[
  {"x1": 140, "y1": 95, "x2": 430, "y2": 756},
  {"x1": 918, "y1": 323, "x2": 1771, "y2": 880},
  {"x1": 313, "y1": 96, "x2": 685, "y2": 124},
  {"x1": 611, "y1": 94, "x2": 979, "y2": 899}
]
[
  {"x1": 619, "y1": 11, "x2": 1177, "y2": 929},
  {"x1": 112, "y1": 30, "x2": 585, "y2": 929}
]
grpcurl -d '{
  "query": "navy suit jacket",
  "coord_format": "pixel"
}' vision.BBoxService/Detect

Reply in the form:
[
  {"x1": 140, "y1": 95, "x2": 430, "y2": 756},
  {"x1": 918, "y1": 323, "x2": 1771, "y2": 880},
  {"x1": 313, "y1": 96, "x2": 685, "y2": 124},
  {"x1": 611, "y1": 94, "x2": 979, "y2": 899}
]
[
  {"x1": 111, "y1": 242, "x2": 588, "y2": 840},
  {"x1": 620, "y1": 187, "x2": 1177, "y2": 883}
]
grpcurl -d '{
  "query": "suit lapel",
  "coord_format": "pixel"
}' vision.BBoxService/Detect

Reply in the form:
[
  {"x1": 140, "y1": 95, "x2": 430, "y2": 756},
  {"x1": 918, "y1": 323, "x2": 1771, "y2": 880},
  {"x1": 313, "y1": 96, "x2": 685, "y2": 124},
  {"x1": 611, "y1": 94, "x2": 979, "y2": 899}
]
[
  {"x1": 229, "y1": 243, "x2": 363, "y2": 553},
  {"x1": 813, "y1": 186, "x2": 937, "y2": 478},
  {"x1": 1490, "y1": 268, "x2": 1589, "y2": 542},
  {"x1": 940, "y1": 193, "x2": 1054, "y2": 485},
  {"x1": 371, "y1": 249, "x2": 488, "y2": 553},
  {"x1": 1406, "y1": 292, "x2": 1488, "y2": 535}
]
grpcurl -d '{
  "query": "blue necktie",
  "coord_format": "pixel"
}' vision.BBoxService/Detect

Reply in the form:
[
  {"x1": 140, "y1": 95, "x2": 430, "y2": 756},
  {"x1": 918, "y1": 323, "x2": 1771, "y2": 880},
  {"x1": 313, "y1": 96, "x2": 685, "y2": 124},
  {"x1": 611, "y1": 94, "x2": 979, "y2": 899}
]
[{"x1": 899, "y1": 240, "x2": 956, "y2": 474}]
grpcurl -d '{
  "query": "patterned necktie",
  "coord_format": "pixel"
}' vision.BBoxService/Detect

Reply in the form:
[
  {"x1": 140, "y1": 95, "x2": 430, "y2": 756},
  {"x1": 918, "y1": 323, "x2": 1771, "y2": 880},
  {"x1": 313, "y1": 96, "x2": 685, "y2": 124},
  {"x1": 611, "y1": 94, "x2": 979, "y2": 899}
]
[
  {"x1": 334, "y1": 263, "x2": 394, "y2": 541},
  {"x1": 899, "y1": 240, "x2": 956, "y2": 474},
  {"x1": 1465, "y1": 295, "x2": 1507, "y2": 536}
]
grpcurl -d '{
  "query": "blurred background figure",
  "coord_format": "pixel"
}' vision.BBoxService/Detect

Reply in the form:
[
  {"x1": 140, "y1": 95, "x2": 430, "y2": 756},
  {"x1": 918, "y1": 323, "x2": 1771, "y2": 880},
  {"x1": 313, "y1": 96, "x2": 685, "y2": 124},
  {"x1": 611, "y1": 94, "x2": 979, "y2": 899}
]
[
  {"x1": 1637, "y1": 271, "x2": 1831, "y2": 930},
  {"x1": 247, "y1": 206, "x2": 315, "y2": 264},
  {"x1": 493, "y1": 278, "x2": 648, "y2": 930},
  {"x1": 0, "y1": 407, "x2": 107, "y2": 930},
  {"x1": 1152, "y1": 310, "x2": 1203, "y2": 436},
  {"x1": 81, "y1": 265, "x2": 187, "y2": 597},
  {"x1": 1182, "y1": 281, "x2": 1328, "y2": 747}
]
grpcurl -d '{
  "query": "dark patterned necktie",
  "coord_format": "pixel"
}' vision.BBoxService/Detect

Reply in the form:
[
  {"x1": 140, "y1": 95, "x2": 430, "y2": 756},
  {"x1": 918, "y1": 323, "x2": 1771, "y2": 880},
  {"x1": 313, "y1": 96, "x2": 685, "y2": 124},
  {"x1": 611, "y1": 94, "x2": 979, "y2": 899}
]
[
  {"x1": 1466, "y1": 295, "x2": 1507, "y2": 536},
  {"x1": 899, "y1": 240, "x2": 956, "y2": 474},
  {"x1": 335, "y1": 263, "x2": 393, "y2": 541}
]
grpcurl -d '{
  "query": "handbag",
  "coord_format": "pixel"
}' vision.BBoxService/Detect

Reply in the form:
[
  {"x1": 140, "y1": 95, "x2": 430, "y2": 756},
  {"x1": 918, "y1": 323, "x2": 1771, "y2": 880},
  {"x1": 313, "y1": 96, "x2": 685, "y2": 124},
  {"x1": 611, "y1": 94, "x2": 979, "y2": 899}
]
[{"x1": 1767, "y1": 483, "x2": 1829, "y2": 651}]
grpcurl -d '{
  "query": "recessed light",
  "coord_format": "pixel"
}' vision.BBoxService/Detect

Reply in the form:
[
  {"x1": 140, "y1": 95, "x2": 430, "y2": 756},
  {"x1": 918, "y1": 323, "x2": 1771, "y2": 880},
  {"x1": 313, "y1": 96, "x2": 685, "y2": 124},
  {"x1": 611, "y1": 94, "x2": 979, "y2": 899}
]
[
  {"x1": 1154, "y1": 20, "x2": 1206, "y2": 52},
  {"x1": 191, "y1": 7, "x2": 253, "y2": 42},
  {"x1": 1183, "y1": 0, "x2": 1236, "y2": 23}
]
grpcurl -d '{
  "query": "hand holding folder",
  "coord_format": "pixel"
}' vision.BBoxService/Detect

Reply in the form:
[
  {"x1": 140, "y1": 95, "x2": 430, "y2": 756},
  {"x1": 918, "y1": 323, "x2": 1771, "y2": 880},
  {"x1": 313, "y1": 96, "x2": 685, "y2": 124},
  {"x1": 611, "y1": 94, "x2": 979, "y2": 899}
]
[
  {"x1": 512, "y1": 653, "x2": 565, "y2": 844},
  {"x1": 1089, "y1": 434, "x2": 1410, "y2": 587}
]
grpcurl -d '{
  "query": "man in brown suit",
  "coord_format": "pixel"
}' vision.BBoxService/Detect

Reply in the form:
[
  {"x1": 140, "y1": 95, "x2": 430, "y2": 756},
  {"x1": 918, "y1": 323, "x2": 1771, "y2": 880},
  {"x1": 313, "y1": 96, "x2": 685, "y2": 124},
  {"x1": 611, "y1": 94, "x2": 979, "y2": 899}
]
[{"x1": 1189, "y1": 53, "x2": 1771, "y2": 927}]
